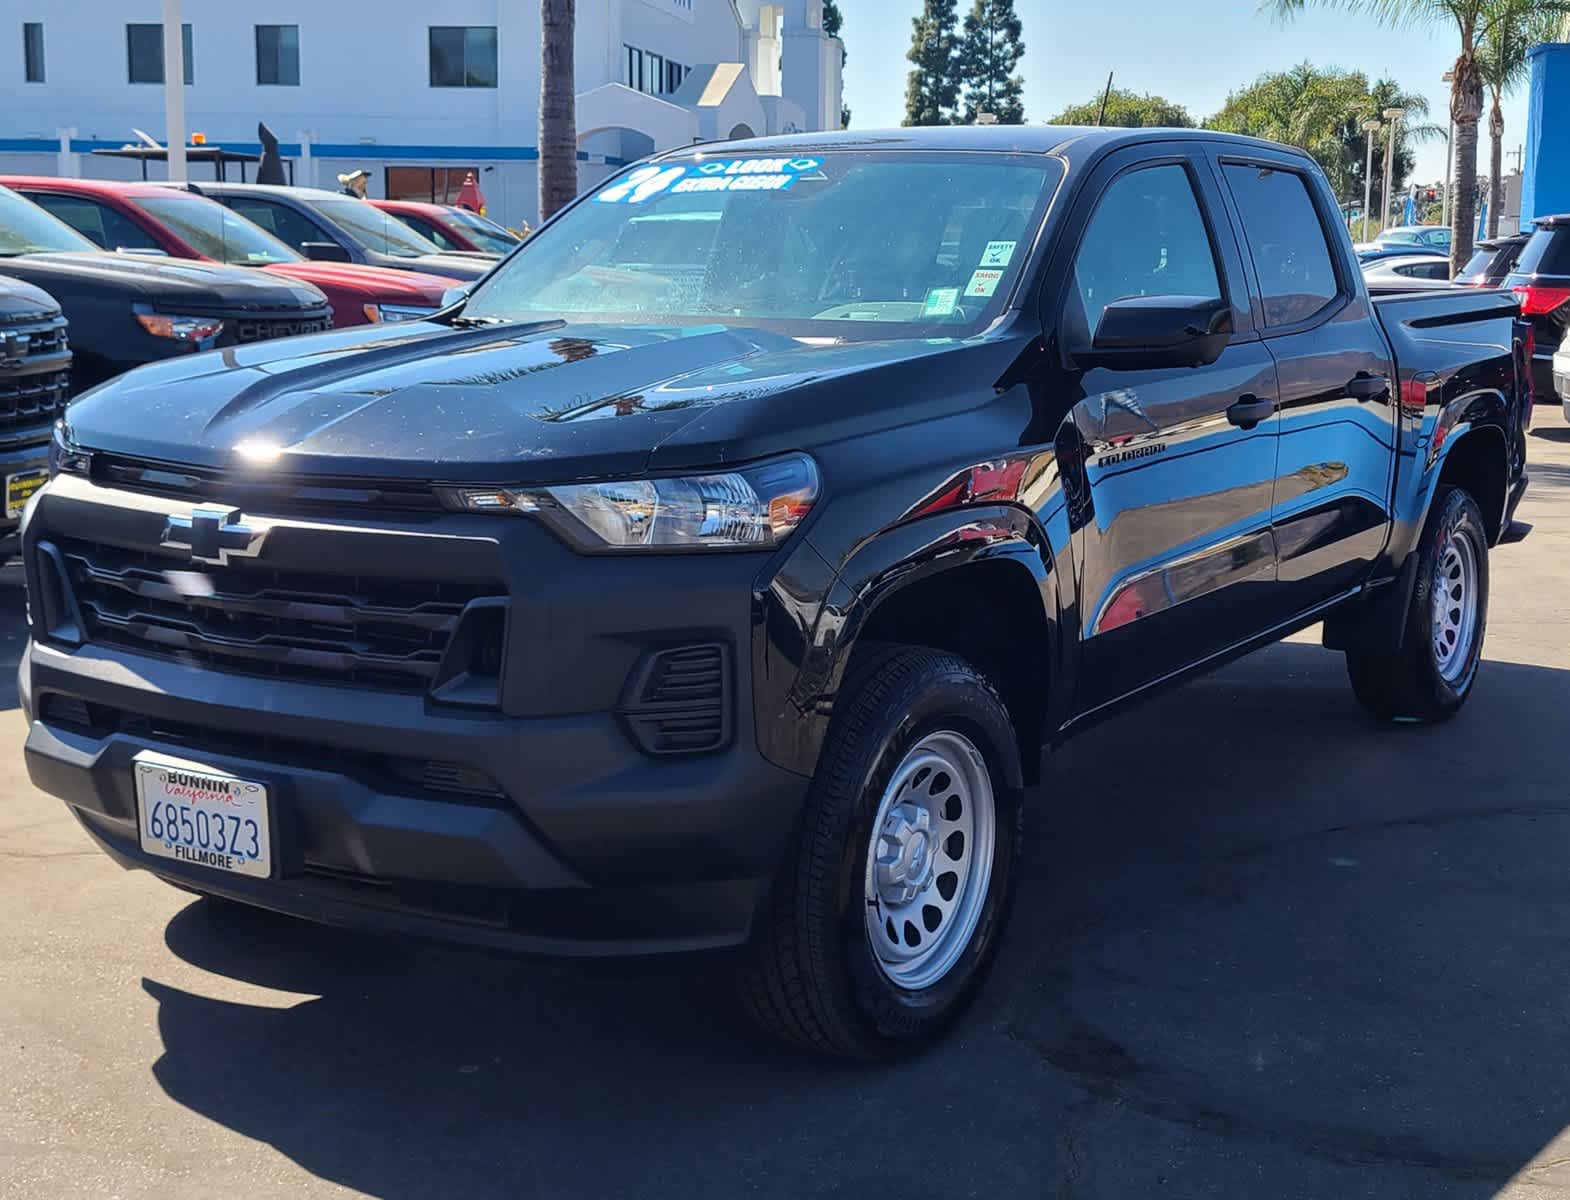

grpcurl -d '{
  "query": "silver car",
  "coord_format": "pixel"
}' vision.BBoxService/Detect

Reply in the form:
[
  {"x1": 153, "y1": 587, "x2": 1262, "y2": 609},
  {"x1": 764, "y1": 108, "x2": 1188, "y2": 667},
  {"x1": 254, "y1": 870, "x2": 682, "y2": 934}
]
[
  {"x1": 1554, "y1": 339, "x2": 1570, "y2": 422},
  {"x1": 1361, "y1": 254, "x2": 1454, "y2": 292}
]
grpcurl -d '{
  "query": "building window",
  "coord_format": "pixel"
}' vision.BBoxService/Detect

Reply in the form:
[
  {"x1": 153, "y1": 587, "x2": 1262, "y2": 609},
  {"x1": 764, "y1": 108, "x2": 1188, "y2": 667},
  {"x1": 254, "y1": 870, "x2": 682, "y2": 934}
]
[
  {"x1": 255, "y1": 24, "x2": 299, "y2": 86},
  {"x1": 623, "y1": 44, "x2": 686, "y2": 96},
  {"x1": 22, "y1": 22, "x2": 43, "y2": 82},
  {"x1": 429, "y1": 26, "x2": 497, "y2": 88},
  {"x1": 127, "y1": 23, "x2": 192, "y2": 85}
]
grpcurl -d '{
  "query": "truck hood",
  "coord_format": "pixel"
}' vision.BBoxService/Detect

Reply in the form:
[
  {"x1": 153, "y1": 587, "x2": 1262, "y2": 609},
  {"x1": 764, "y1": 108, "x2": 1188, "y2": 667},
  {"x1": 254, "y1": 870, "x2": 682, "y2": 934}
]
[
  {"x1": 63, "y1": 318, "x2": 1023, "y2": 483},
  {"x1": 401, "y1": 253, "x2": 491, "y2": 282},
  {"x1": 0, "y1": 275, "x2": 61, "y2": 320},
  {"x1": 0, "y1": 251, "x2": 327, "y2": 310},
  {"x1": 260, "y1": 261, "x2": 460, "y2": 302}
]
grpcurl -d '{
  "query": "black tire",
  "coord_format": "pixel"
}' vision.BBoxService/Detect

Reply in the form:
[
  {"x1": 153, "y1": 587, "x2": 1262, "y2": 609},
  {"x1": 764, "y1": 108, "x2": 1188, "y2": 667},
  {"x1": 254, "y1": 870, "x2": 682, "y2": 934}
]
[
  {"x1": 1346, "y1": 485, "x2": 1489, "y2": 722},
  {"x1": 739, "y1": 644, "x2": 1023, "y2": 1059}
]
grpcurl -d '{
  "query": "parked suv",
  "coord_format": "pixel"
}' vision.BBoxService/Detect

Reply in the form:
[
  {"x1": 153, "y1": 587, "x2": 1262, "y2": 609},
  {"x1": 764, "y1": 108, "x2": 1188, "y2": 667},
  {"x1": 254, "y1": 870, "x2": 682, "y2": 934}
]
[
  {"x1": 4, "y1": 177, "x2": 459, "y2": 328},
  {"x1": 20, "y1": 129, "x2": 1530, "y2": 1058},
  {"x1": 1503, "y1": 215, "x2": 1570, "y2": 401},
  {"x1": 1455, "y1": 233, "x2": 1531, "y2": 287},
  {"x1": 0, "y1": 276, "x2": 68, "y2": 558}
]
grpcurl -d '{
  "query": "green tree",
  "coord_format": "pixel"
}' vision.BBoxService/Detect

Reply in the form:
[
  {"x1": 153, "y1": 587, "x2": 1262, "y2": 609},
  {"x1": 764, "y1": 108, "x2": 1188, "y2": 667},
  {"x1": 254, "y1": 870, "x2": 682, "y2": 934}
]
[
  {"x1": 1478, "y1": 0, "x2": 1559, "y2": 235},
  {"x1": 904, "y1": 0, "x2": 962, "y2": 125},
  {"x1": 822, "y1": 0, "x2": 850, "y2": 128},
  {"x1": 1268, "y1": 0, "x2": 1570, "y2": 273},
  {"x1": 1208, "y1": 65, "x2": 1432, "y2": 213},
  {"x1": 1046, "y1": 88, "x2": 1194, "y2": 127},
  {"x1": 958, "y1": 0, "x2": 1026, "y2": 123}
]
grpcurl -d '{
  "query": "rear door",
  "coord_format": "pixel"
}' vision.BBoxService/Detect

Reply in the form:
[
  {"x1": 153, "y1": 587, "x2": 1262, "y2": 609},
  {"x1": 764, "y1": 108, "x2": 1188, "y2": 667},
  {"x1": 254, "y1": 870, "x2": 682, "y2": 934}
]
[
  {"x1": 1212, "y1": 149, "x2": 1397, "y2": 612},
  {"x1": 1061, "y1": 146, "x2": 1283, "y2": 711}
]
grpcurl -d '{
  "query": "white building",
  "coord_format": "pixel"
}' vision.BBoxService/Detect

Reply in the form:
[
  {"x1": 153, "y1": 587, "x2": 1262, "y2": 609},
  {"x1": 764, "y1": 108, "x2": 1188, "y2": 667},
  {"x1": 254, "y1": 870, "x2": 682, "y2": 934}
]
[{"x1": 0, "y1": 0, "x2": 843, "y2": 228}]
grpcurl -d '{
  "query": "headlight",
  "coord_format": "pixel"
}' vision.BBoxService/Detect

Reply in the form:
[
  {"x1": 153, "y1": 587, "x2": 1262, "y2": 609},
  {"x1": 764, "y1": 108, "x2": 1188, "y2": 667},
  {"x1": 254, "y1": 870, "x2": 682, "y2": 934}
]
[
  {"x1": 135, "y1": 311, "x2": 224, "y2": 342},
  {"x1": 363, "y1": 304, "x2": 439, "y2": 324},
  {"x1": 47, "y1": 420, "x2": 90, "y2": 479},
  {"x1": 442, "y1": 454, "x2": 820, "y2": 551}
]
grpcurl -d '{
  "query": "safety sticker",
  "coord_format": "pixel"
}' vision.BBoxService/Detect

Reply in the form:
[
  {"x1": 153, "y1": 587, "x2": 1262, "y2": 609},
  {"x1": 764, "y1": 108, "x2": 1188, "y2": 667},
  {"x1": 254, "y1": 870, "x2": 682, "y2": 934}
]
[
  {"x1": 922, "y1": 287, "x2": 960, "y2": 316},
  {"x1": 979, "y1": 240, "x2": 1017, "y2": 267},
  {"x1": 965, "y1": 269, "x2": 1003, "y2": 298}
]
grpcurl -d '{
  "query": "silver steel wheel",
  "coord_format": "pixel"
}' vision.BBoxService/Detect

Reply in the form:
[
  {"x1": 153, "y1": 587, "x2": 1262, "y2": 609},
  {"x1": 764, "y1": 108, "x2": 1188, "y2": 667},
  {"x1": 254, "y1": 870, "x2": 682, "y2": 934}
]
[
  {"x1": 863, "y1": 730, "x2": 996, "y2": 991},
  {"x1": 1431, "y1": 526, "x2": 1480, "y2": 683}
]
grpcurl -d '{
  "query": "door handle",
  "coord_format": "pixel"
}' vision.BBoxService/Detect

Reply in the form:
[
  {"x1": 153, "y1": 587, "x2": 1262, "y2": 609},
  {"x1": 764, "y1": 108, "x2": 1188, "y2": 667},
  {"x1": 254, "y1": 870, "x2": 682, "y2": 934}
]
[
  {"x1": 1346, "y1": 372, "x2": 1390, "y2": 402},
  {"x1": 1226, "y1": 395, "x2": 1276, "y2": 430}
]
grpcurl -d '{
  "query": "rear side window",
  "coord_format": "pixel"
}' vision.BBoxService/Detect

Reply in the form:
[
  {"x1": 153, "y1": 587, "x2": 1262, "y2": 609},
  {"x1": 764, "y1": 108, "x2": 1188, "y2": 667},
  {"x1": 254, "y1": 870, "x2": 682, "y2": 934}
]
[
  {"x1": 1395, "y1": 260, "x2": 1448, "y2": 280},
  {"x1": 1457, "y1": 247, "x2": 1496, "y2": 279},
  {"x1": 1513, "y1": 229, "x2": 1570, "y2": 278},
  {"x1": 1221, "y1": 163, "x2": 1340, "y2": 326},
  {"x1": 1071, "y1": 163, "x2": 1223, "y2": 337}
]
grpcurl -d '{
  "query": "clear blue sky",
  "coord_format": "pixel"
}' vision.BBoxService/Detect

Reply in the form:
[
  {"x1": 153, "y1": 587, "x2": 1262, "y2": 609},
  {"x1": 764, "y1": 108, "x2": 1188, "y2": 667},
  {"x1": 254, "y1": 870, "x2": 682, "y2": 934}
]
[{"x1": 838, "y1": 0, "x2": 1535, "y2": 185}]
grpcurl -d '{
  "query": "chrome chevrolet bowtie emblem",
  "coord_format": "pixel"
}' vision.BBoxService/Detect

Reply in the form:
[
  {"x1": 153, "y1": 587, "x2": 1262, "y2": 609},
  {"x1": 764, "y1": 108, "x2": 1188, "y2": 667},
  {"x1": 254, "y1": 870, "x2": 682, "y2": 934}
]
[{"x1": 161, "y1": 506, "x2": 268, "y2": 565}]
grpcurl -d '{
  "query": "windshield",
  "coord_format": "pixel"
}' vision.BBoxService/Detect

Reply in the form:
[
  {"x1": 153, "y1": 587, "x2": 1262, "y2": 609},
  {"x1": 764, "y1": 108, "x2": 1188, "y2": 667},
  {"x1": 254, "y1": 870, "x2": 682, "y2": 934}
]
[
  {"x1": 132, "y1": 194, "x2": 301, "y2": 265},
  {"x1": 444, "y1": 208, "x2": 520, "y2": 253},
  {"x1": 461, "y1": 151, "x2": 1060, "y2": 338},
  {"x1": 0, "y1": 187, "x2": 99, "y2": 256},
  {"x1": 313, "y1": 198, "x2": 444, "y2": 257}
]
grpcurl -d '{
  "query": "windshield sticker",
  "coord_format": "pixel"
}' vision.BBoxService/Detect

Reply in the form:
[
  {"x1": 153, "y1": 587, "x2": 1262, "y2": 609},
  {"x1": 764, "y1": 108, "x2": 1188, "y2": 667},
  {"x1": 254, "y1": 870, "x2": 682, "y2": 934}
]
[
  {"x1": 979, "y1": 240, "x2": 1017, "y2": 268},
  {"x1": 965, "y1": 269, "x2": 1003, "y2": 298},
  {"x1": 597, "y1": 157, "x2": 825, "y2": 203},
  {"x1": 922, "y1": 287, "x2": 960, "y2": 317}
]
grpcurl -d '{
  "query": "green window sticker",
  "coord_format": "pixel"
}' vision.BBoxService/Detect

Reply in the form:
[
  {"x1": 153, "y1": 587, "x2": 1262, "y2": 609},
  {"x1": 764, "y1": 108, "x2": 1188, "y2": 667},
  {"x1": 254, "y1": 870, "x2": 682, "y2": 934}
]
[
  {"x1": 922, "y1": 287, "x2": 960, "y2": 316},
  {"x1": 979, "y1": 240, "x2": 1016, "y2": 267}
]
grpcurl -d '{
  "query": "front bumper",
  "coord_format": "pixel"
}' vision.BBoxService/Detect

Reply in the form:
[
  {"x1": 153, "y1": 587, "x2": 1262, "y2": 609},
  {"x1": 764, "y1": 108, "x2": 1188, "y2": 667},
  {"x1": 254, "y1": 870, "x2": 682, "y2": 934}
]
[{"x1": 19, "y1": 478, "x2": 817, "y2": 958}]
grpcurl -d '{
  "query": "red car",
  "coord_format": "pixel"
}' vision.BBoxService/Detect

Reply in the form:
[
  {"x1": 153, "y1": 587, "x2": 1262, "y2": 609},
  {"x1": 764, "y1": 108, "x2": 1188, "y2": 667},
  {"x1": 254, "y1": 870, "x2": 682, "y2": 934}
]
[
  {"x1": 369, "y1": 199, "x2": 521, "y2": 256},
  {"x1": 2, "y1": 176, "x2": 461, "y2": 328}
]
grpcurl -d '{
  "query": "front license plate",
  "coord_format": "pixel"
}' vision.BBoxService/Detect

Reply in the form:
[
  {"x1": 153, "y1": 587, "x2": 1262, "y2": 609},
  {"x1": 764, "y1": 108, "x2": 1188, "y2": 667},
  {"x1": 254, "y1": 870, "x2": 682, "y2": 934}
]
[
  {"x1": 5, "y1": 468, "x2": 46, "y2": 519},
  {"x1": 134, "y1": 754, "x2": 272, "y2": 879}
]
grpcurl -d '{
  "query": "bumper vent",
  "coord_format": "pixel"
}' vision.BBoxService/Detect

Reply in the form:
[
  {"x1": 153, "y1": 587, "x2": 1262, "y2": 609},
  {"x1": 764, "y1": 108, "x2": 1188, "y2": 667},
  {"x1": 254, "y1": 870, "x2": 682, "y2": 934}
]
[
  {"x1": 619, "y1": 643, "x2": 731, "y2": 755},
  {"x1": 50, "y1": 538, "x2": 503, "y2": 693}
]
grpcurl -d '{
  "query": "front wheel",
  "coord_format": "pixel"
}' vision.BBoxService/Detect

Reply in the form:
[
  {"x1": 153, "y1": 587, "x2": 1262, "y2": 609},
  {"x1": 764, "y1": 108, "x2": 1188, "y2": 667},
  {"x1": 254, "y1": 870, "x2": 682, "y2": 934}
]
[
  {"x1": 1346, "y1": 485, "x2": 1489, "y2": 722},
  {"x1": 740, "y1": 645, "x2": 1023, "y2": 1058}
]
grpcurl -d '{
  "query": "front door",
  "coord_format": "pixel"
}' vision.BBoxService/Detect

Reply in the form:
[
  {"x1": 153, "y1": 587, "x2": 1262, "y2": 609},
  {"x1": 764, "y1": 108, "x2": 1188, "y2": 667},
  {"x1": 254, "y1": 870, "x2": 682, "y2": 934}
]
[{"x1": 1061, "y1": 152, "x2": 1283, "y2": 713}]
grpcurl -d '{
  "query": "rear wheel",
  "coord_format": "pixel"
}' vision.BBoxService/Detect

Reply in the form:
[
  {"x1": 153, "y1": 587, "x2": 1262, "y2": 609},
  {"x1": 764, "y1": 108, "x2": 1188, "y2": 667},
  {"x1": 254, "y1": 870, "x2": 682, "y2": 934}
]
[
  {"x1": 740, "y1": 645, "x2": 1023, "y2": 1058},
  {"x1": 1346, "y1": 485, "x2": 1488, "y2": 722}
]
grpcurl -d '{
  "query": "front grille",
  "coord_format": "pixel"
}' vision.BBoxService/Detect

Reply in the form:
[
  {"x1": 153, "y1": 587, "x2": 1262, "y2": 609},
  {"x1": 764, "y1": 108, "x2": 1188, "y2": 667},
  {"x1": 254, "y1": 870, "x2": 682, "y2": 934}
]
[
  {"x1": 52, "y1": 537, "x2": 503, "y2": 692},
  {"x1": 89, "y1": 453, "x2": 442, "y2": 513},
  {"x1": 0, "y1": 312, "x2": 71, "y2": 439},
  {"x1": 231, "y1": 312, "x2": 334, "y2": 344},
  {"x1": 37, "y1": 695, "x2": 509, "y2": 806},
  {"x1": 619, "y1": 643, "x2": 731, "y2": 755}
]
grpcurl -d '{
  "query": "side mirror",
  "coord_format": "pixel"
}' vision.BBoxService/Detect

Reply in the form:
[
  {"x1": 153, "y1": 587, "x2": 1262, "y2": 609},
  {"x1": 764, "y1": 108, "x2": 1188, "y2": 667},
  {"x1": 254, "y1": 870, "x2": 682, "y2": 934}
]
[
  {"x1": 440, "y1": 284, "x2": 471, "y2": 309},
  {"x1": 301, "y1": 240, "x2": 352, "y2": 263},
  {"x1": 1076, "y1": 296, "x2": 1232, "y2": 371}
]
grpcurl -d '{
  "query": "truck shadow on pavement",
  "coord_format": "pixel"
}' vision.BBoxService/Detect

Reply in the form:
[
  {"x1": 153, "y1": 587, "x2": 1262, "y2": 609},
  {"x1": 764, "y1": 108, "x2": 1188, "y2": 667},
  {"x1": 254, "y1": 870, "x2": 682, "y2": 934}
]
[{"x1": 144, "y1": 640, "x2": 1570, "y2": 1199}]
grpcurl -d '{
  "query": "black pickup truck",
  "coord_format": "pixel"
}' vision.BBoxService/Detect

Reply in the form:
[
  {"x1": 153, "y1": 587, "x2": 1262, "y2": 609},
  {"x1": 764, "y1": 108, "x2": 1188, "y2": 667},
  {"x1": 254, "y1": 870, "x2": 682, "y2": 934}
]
[
  {"x1": 0, "y1": 186, "x2": 332, "y2": 392},
  {"x1": 19, "y1": 129, "x2": 1531, "y2": 1059}
]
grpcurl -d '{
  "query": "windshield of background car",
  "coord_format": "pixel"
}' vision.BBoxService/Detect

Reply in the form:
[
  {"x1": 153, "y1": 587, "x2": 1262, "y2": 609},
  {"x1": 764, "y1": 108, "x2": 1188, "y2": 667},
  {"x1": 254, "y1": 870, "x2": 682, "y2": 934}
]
[
  {"x1": 133, "y1": 194, "x2": 301, "y2": 265},
  {"x1": 460, "y1": 152, "x2": 1061, "y2": 338},
  {"x1": 314, "y1": 198, "x2": 444, "y2": 257},
  {"x1": 0, "y1": 187, "x2": 99, "y2": 255},
  {"x1": 444, "y1": 209, "x2": 520, "y2": 253}
]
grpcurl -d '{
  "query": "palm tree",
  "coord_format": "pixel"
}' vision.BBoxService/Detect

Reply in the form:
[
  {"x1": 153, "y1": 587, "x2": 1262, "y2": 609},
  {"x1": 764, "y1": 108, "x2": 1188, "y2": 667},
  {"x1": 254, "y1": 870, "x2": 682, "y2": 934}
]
[
  {"x1": 539, "y1": 0, "x2": 578, "y2": 221},
  {"x1": 1268, "y1": 0, "x2": 1570, "y2": 273},
  {"x1": 1477, "y1": 0, "x2": 1561, "y2": 236}
]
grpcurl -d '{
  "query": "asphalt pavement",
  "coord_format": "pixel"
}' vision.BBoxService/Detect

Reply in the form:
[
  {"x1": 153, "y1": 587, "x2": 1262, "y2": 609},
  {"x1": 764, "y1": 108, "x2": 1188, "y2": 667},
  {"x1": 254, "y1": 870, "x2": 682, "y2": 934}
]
[{"x1": 8, "y1": 413, "x2": 1570, "y2": 1199}]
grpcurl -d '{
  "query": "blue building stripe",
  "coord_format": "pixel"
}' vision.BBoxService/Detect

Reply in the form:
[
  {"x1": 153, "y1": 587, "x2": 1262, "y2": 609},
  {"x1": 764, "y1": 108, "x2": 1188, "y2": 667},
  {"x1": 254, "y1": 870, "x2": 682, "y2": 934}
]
[{"x1": 0, "y1": 137, "x2": 628, "y2": 168}]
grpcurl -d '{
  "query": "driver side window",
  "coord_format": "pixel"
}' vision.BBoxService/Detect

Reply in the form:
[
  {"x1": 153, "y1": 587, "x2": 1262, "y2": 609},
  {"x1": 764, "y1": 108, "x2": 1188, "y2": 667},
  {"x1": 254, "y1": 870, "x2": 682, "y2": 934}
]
[{"x1": 1072, "y1": 164, "x2": 1223, "y2": 338}]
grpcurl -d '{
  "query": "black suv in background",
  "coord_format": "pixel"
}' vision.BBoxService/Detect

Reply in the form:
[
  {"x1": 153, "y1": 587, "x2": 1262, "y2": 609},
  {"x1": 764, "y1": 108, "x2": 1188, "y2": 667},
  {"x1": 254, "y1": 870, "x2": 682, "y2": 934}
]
[
  {"x1": 0, "y1": 276, "x2": 68, "y2": 558},
  {"x1": 1503, "y1": 216, "x2": 1570, "y2": 401},
  {"x1": 0, "y1": 186, "x2": 331, "y2": 392},
  {"x1": 1456, "y1": 233, "x2": 1531, "y2": 287}
]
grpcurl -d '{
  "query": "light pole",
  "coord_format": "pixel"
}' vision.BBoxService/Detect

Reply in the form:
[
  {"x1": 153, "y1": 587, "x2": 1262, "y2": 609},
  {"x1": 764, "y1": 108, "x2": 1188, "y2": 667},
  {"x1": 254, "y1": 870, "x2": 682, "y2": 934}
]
[
  {"x1": 161, "y1": 0, "x2": 185, "y2": 183},
  {"x1": 1441, "y1": 70, "x2": 1454, "y2": 227},
  {"x1": 1362, "y1": 119, "x2": 1382, "y2": 242},
  {"x1": 1382, "y1": 106, "x2": 1405, "y2": 232}
]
